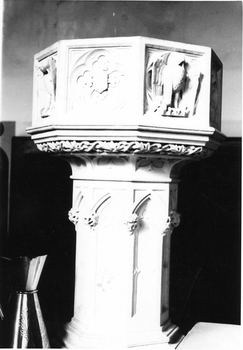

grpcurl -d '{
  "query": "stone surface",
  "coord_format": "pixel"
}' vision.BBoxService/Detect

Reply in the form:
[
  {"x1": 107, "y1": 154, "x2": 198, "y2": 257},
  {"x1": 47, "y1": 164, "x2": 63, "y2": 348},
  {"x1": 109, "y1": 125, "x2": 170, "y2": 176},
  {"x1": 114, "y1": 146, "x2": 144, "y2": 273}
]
[{"x1": 177, "y1": 322, "x2": 242, "y2": 350}]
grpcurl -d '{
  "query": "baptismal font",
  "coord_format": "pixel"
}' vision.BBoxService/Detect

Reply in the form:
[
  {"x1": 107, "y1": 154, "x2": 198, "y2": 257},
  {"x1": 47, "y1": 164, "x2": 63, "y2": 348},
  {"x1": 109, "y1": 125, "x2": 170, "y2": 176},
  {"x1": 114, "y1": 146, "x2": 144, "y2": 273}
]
[{"x1": 27, "y1": 37, "x2": 224, "y2": 349}]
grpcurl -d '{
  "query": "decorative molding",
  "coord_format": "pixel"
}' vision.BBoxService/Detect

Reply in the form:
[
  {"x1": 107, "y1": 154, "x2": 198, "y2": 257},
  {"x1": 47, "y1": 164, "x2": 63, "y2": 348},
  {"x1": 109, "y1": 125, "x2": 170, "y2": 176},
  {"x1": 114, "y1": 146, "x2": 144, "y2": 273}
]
[
  {"x1": 136, "y1": 157, "x2": 165, "y2": 171},
  {"x1": 163, "y1": 210, "x2": 181, "y2": 236},
  {"x1": 37, "y1": 140, "x2": 213, "y2": 158},
  {"x1": 19, "y1": 305, "x2": 29, "y2": 341}
]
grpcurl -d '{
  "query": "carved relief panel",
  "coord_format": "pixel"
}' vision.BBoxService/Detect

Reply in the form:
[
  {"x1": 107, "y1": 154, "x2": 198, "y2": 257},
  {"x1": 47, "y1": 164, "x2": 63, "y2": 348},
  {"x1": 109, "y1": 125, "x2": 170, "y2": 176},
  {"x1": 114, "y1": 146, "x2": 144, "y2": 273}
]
[
  {"x1": 68, "y1": 48, "x2": 128, "y2": 115},
  {"x1": 31, "y1": 37, "x2": 222, "y2": 135},
  {"x1": 145, "y1": 47, "x2": 205, "y2": 119},
  {"x1": 35, "y1": 52, "x2": 57, "y2": 119},
  {"x1": 144, "y1": 43, "x2": 222, "y2": 131}
]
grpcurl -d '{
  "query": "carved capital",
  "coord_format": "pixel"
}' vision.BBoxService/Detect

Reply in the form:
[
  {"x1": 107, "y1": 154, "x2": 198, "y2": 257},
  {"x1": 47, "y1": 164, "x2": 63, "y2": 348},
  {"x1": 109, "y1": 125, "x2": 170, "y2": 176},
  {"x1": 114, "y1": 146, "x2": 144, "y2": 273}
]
[
  {"x1": 68, "y1": 207, "x2": 80, "y2": 226},
  {"x1": 68, "y1": 191, "x2": 83, "y2": 227},
  {"x1": 125, "y1": 213, "x2": 140, "y2": 235},
  {"x1": 84, "y1": 211, "x2": 99, "y2": 229},
  {"x1": 163, "y1": 210, "x2": 181, "y2": 236}
]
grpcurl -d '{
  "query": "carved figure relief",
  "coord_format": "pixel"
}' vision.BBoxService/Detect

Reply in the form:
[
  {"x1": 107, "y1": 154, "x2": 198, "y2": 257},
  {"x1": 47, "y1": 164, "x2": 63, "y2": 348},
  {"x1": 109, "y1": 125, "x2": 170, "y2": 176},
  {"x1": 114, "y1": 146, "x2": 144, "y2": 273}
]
[
  {"x1": 146, "y1": 50, "x2": 203, "y2": 117},
  {"x1": 69, "y1": 49, "x2": 126, "y2": 112},
  {"x1": 36, "y1": 54, "x2": 57, "y2": 118}
]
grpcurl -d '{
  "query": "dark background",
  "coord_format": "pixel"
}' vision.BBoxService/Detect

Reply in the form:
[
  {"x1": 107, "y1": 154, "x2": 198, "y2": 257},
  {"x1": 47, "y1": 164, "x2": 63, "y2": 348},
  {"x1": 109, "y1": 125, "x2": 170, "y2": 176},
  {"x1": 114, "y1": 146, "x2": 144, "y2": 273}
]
[{"x1": 0, "y1": 136, "x2": 241, "y2": 343}]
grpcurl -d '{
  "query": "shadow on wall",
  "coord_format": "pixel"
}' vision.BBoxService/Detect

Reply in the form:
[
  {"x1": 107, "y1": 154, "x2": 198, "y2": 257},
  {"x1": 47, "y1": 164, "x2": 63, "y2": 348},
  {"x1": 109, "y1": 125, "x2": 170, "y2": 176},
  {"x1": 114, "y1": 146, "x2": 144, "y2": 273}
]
[{"x1": 170, "y1": 138, "x2": 241, "y2": 334}]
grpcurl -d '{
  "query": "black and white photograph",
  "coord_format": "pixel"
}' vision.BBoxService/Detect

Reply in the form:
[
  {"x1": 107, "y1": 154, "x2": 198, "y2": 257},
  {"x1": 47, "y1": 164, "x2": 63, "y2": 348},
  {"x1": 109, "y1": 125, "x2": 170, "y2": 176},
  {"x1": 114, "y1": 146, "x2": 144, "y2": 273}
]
[{"x1": 0, "y1": 1, "x2": 242, "y2": 349}]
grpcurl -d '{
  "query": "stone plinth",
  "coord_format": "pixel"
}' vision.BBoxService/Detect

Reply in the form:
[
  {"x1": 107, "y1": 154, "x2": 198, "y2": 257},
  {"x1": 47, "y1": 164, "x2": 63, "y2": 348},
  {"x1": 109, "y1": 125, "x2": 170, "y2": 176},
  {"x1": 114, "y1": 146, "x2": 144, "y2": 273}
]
[{"x1": 27, "y1": 37, "x2": 225, "y2": 349}]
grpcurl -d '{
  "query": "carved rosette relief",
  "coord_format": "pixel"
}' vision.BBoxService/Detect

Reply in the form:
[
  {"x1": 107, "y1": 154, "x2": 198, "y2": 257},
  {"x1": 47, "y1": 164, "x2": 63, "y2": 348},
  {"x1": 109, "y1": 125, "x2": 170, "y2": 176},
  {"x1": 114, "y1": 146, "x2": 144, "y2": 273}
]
[
  {"x1": 145, "y1": 49, "x2": 203, "y2": 118},
  {"x1": 69, "y1": 48, "x2": 126, "y2": 112},
  {"x1": 36, "y1": 54, "x2": 57, "y2": 118}
]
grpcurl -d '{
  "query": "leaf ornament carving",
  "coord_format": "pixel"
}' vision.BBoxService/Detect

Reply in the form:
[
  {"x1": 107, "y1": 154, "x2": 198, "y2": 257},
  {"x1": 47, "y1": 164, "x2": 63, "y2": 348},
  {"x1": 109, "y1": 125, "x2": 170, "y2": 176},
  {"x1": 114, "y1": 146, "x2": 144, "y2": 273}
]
[
  {"x1": 68, "y1": 207, "x2": 80, "y2": 226},
  {"x1": 37, "y1": 140, "x2": 213, "y2": 158},
  {"x1": 125, "y1": 213, "x2": 140, "y2": 234},
  {"x1": 84, "y1": 211, "x2": 99, "y2": 229}
]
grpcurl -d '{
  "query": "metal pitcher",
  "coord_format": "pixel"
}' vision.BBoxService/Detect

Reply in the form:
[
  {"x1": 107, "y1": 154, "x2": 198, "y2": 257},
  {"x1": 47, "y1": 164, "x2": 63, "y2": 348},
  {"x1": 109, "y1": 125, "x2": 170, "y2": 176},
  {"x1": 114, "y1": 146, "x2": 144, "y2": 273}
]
[{"x1": 0, "y1": 255, "x2": 50, "y2": 348}]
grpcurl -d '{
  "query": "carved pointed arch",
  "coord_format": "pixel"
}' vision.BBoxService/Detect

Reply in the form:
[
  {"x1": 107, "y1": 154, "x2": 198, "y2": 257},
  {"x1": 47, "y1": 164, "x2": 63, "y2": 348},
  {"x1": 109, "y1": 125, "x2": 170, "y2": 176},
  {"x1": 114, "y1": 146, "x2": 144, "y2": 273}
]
[
  {"x1": 132, "y1": 192, "x2": 152, "y2": 215},
  {"x1": 84, "y1": 193, "x2": 111, "y2": 229}
]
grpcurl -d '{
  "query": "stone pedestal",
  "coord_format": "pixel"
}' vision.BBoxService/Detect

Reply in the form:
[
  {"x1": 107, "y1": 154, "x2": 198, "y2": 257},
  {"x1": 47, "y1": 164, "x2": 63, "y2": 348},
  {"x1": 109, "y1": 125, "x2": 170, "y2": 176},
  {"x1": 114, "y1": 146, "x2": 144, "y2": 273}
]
[
  {"x1": 64, "y1": 152, "x2": 181, "y2": 349},
  {"x1": 27, "y1": 37, "x2": 225, "y2": 348}
]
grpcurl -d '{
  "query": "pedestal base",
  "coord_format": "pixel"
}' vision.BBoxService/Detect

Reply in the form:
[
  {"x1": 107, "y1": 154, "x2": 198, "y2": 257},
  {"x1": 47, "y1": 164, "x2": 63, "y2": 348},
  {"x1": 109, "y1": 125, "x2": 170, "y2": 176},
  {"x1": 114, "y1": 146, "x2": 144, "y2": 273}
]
[
  {"x1": 61, "y1": 155, "x2": 182, "y2": 349},
  {"x1": 63, "y1": 318, "x2": 184, "y2": 349},
  {"x1": 64, "y1": 322, "x2": 179, "y2": 349}
]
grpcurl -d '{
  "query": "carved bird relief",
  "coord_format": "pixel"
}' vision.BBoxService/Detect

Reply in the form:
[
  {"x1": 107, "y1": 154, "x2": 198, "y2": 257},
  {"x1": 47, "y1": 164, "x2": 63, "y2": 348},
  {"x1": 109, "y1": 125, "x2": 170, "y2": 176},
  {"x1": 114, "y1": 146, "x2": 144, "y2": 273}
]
[
  {"x1": 147, "y1": 51, "x2": 203, "y2": 118},
  {"x1": 152, "y1": 52, "x2": 188, "y2": 116}
]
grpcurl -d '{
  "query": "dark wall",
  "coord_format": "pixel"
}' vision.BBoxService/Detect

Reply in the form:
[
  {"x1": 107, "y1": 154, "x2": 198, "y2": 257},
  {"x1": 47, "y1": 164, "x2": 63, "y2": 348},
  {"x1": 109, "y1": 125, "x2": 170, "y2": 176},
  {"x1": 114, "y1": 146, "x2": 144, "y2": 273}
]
[
  {"x1": 170, "y1": 138, "x2": 241, "y2": 333},
  {"x1": 8, "y1": 138, "x2": 76, "y2": 326}
]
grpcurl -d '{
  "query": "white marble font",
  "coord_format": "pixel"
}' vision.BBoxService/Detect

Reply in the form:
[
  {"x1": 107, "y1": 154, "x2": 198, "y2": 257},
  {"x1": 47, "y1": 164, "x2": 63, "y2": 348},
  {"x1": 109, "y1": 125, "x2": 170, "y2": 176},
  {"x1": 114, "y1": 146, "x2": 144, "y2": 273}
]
[{"x1": 27, "y1": 37, "x2": 225, "y2": 349}]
